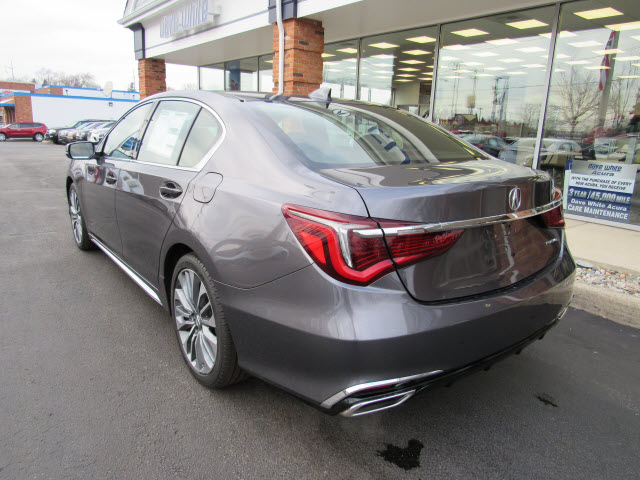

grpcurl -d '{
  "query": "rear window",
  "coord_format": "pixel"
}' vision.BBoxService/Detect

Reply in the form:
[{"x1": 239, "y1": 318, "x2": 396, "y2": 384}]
[{"x1": 246, "y1": 101, "x2": 487, "y2": 170}]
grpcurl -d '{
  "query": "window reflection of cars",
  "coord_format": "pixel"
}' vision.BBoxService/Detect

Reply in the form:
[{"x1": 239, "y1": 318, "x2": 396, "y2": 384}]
[
  {"x1": 499, "y1": 138, "x2": 584, "y2": 168},
  {"x1": 461, "y1": 134, "x2": 506, "y2": 157}
]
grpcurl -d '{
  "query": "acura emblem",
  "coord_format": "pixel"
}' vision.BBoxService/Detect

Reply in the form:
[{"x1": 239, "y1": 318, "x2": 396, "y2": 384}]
[{"x1": 508, "y1": 187, "x2": 522, "y2": 211}]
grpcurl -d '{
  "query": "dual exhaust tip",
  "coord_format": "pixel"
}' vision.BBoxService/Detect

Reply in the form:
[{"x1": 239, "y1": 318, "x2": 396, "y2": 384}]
[{"x1": 340, "y1": 390, "x2": 416, "y2": 417}]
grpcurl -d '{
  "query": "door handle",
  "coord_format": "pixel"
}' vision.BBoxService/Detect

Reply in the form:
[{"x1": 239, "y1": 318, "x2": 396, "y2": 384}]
[
  {"x1": 105, "y1": 171, "x2": 117, "y2": 185},
  {"x1": 159, "y1": 181, "x2": 183, "y2": 199}
]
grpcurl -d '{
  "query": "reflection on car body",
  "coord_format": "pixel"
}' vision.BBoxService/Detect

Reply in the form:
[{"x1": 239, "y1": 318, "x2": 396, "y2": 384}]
[{"x1": 65, "y1": 91, "x2": 574, "y2": 417}]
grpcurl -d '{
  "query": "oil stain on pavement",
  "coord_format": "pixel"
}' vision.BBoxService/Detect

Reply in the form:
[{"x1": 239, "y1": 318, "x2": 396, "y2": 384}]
[
  {"x1": 536, "y1": 393, "x2": 558, "y2": 407},
  {"x1": 377, "y1": 439, "x2": 424, "y2": 470}
]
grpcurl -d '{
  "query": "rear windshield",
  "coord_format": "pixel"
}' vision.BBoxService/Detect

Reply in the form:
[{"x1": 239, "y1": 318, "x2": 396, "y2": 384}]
[{"x1": 246, "y1": 101, "x2": 487, "y2": 170}]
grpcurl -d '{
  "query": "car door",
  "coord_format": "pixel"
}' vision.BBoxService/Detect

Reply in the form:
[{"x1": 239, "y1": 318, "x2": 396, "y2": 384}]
[
  {"x1": 81, "y1": 102, "x2": 155, "y2": 255},
  {"x1": 10, "y1": 124, "x2": 26, "y2": 138},
  {"x1": 115, "y1": 99, "x2": 210, "y2": 287}
]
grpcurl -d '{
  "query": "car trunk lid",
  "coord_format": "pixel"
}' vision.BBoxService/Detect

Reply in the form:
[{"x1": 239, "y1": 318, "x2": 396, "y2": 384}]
[{"x1": 319, "y1": 160, "x2": 562, "y2": 302}]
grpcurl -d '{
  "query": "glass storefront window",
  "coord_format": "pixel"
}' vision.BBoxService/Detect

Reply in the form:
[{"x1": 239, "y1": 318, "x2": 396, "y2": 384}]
[
  {"x1": 259, "y1": 54, "x2": 274, "y2": 93},
  {"x1": 542, "y1": 0, "x2": 640, "y2": 226},
  {"x1": 199, "y1": 63, "x2": 224, "y2": 91},
  {"x1": 321, "y1": 40, "x2": 358, "y2": 99},
  {"x1": 359, "y1": 27, "x2": 437, "y2": 114},
  {"x1": 433, "y1": 6, "x2": 555, "y2": 166},
  {"x1": 225, "y1": 57, "x2": 258, "y2": 91}
]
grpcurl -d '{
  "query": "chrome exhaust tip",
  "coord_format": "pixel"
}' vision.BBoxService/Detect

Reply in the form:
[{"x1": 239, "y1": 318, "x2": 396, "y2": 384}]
[{"x1": 340, "y1": 390, "x2": 416, "y2": 417}]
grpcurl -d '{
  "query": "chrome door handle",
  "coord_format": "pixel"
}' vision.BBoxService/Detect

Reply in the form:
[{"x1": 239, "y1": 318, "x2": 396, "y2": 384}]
[{"x1": 159, "y1": 181, "x2": 183, "y2": 199}]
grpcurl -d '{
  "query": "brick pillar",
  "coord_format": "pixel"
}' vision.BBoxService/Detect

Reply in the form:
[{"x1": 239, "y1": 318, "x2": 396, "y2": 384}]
[
  {"x1": 15, "y1": 96, "x2": 33, "y2": 122},
  {"x1": 138, "y1": 58, "x2": 167, "y2": 99},
  {"x1": 273, "y1": 18, "x2": 324, "y2": 96}
]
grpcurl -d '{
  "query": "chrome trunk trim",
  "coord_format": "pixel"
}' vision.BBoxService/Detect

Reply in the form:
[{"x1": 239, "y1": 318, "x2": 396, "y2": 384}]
[
  {"x1": 89, "y1": 234, "x2": 162, "y2": 305},
  {"x1": 354, "y1": 198, "x2": 563, "y2": 238},
  {"x1": 320, "y1": 369, "x2": 443, "y2": 409}
]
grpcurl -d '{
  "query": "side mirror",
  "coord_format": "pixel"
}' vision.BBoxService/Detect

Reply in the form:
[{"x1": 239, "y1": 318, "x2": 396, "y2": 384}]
[{"x1": 66, "y1": 141, "x2": 95, "y2": 160}]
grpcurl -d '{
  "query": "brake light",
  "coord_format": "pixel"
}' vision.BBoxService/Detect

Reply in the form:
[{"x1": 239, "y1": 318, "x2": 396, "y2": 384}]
[
  {"x1": 541, "y1": 188, "x2": 565, "y2": 228},
  {"x1": 283, "y1": 205, "x2": 463, "y2": 286}
]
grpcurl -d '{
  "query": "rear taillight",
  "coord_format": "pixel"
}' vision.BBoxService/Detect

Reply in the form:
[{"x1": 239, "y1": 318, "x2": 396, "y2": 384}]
[
  {"x1": 283, "y1": 205, "x2": 463, "y2": 286},
  {"x1": 541, "y1": 187, "x2": 565, "y2": 228}
]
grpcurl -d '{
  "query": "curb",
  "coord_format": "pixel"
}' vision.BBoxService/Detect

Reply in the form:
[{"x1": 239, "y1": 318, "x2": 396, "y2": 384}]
[{"x1": 572, "y1": 281, "x2": 640, "y2": 329}]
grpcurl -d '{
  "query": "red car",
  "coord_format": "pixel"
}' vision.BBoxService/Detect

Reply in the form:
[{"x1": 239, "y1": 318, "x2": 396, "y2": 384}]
[{"x1": 0, "y1": 122, "x2": 48, "y2": 142}]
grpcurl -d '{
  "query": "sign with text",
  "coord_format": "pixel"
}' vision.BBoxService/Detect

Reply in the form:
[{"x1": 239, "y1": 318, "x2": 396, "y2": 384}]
[
  {"x1": 160, "y1": 0, "x2": 214, "y2": 39},
  {"x1": 565, "y1": 161, "x2": 638, "y2": 223}
]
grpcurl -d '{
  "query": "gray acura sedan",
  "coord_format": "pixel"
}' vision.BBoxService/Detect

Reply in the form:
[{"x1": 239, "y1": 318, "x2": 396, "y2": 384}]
[{"x1": 65, "y1": 90, "x2": 575, "y2": 417}]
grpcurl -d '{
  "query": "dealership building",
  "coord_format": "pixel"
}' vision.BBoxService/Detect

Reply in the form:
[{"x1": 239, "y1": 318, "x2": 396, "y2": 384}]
[
  {"x1": 0, "y1": 82, "x2": 139, "y2": 127},
  {"x1": 119, "y1": 0, "x2": 639, "y2": 230}
]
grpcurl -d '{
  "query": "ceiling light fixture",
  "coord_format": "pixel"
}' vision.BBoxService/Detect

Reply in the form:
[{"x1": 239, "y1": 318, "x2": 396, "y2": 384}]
[
  {"x1": 605, "y1": 21, "x2": 640, "y2": 31},
  {"x1": 539, "y1": 31, "x2": 577, "y2": 38},
  {"x1": 565, "y1": 60, "x2": 590, "y2": 65},
  {"x1": 451, "y1": 28, "x2": 489, "y2": 37},
  {"x1": 473, "y1": 52, "x2": 499, "y2": 57},
  {"x1": 516, "y1": 47, "x2": 547, "y2": 53},
  {"x1": 369, "y1": 42, "x2": 398, "y2": 49},
  {"x1": 400, "y1": 59, "x2": 425, "y2": 64},
  {"x1": 568, "y1": 40, "x2": 601, "y2": 47},
  {"x1": 616, "y1": 56, "x2": 640, "y2": 61},
  {"x1": 321, "y1": 53, "x2": 335, "y2": 58},
  {"x1": 506, "y1": 19, "x2": 548, "y2": 29},
  {"x1": 486, "y1": 38, "x2": 519, "y2": 46},
  {"x1": 403, "y1": 49, "x2": 431, "y2": 55},
  {"x1": 371, "y1": 54, "x2": 395, "y2": 59},
  {"x1": 593, "y1": 49, "x2": 624, "y2": 55},
  {"x1": 337, "y1": 48, "x2": 358, "y2": 54},
  {"x1": 574, "y1": 8, "x2": 623, "y2": 20},
  {"x1": 406, "y1": 36, "x2": 437, "y2": 43}
]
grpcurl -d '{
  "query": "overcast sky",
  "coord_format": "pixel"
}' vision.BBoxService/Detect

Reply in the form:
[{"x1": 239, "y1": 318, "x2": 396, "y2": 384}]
[{"x1": 0, "y1": 0, "x2": 196, "y2": 91}]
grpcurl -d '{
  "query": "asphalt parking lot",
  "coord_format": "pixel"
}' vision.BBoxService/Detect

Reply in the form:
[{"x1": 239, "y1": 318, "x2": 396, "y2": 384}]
[{"x1": 1, "y1": 140, "x2": 639, "y2": 479}]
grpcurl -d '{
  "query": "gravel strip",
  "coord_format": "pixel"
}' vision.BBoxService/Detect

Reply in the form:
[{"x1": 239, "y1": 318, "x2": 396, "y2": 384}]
[{"x1": 576, "y1": 264, "x2": 640, "y2": 297}]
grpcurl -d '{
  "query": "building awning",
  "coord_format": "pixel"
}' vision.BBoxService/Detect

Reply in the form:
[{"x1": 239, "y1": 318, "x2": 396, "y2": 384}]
[{"x1": 0, "y1": 103, "x2": 15, "y2": 107}]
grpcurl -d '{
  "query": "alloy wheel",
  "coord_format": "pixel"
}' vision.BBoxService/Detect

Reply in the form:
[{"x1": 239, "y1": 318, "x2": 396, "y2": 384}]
[
  {"x1": 35, "y1": 133, "x2": 44, "y2": 141},
  {"x1": 0, "y1": 133, "x2": 6, "y2": 141},
  {"x1": 69, "y1": 189, "x2": 83, "y2": 244},
  {"x1": 174, "y1": 268, "x2": 217, "y2": 374}
]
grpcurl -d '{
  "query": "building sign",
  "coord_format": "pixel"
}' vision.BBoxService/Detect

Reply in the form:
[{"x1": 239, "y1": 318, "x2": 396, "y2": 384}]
[
  {"x1": 160, "y1": 0, "x2": 213, "y2": 39},
  {"x1": 565, "y1": 160, "x2": 638, "y2": 223}
]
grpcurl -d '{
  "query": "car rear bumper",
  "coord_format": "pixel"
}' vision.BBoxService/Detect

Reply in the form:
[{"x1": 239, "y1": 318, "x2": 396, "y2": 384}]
[{"x1": 215, "y1": 241, "x2": 575, "y2": 414}]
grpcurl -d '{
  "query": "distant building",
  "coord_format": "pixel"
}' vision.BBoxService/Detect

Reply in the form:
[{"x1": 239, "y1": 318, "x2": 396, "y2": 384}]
[{"x1": 0, "y1": 82, "x2": 139, "y2": 126}]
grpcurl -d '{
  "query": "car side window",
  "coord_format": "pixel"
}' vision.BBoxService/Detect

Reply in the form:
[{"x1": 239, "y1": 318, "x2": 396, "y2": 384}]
[
  {"x1": 178, "y1": 109, "x2": 223, "y2": 168},
  {"x1": 10, "y1": 124, "x2": 21, "y2": 129},
  {"x1": 137, "y1": 100, "x2": 201, "y2": 166},
  {"x1": 103, "y1": 103, "x2": 154, "y2": 159}
]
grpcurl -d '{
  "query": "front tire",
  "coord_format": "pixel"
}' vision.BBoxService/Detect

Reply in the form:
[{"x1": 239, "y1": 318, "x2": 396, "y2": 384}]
[
  {"x1": 171, "y1": 254, "x2": 246, "y2": 388},
  {"x1": 0, "y1": 133, "x2": 6, "y2": 141},
  {"x1": 68, "y1": 184, "x2": 94, "y2": 250},
  {"x1": 34, "y1": 133, "x2": 44, "y2": 142}
]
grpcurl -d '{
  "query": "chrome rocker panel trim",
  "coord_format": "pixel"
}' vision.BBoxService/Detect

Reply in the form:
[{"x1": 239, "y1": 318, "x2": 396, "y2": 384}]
[
  {"x1": 354, "y1": 198, "x2": 563, "y2": 238},
  {"x1": 89, "y1": 234, "x2": 162, "y2": 305}
]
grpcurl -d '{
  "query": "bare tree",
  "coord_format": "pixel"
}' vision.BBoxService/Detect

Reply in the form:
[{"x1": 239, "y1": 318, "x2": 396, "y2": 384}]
[
  {"x1": 555, "y1": 67, "x2": 601, "y2": 137},
  {"x1": 33, "y1": 68, "x2": 100, "y2": 88},
  {"x1": 608, "y1": 64, "x2": 637, "y2": 129}
]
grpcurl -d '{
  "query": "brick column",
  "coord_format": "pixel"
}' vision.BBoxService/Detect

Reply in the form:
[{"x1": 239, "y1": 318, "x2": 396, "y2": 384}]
[
  {"x1": 273, "y1": 18, "x2": 324, "y2": 96},
  {"x1": 138, "y1": 58, "x2": 167, "y2": 99},
  {"x1": 15, "y1": 96, "x2": 33, "y2": 122}
]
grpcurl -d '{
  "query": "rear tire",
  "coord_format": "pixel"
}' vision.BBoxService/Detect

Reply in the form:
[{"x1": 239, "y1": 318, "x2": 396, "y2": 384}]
[
  {"x1": 34, "y1": 133, "x2": 44, "y2": 142},
  {"x1": 0, "y1": 133, "x2": 6, "y2": 141},
  {"x1": 171, "y1": 254, "x2": 247, "y2": 388},
  {"x1": 68, "y1": 184, "x2": 95, "y2": 250}
]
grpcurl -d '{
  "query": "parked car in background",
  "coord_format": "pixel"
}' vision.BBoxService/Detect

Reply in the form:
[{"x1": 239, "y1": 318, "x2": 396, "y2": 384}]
[
  {"x1": 59, "y1": 121, "x2": 109, "y2": 144},
  {"x1": 65, "y1": 91, "x2": 574, "y2": 417},
  {"x1": 75, "y1": 122, "x2": 112, "y2": 142},
  {"x1": 46, "y1": 119, "x2": 108, "y2": 144},
  {"x1": 460, "y1": 133, "x2": 507, "y2": 157},
  {"x1": 87, "y1": 122, "x2": 116, "y2": 144},
  {"x1": 0, "y1": 122, "x2": 48, "y2": 142}
]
